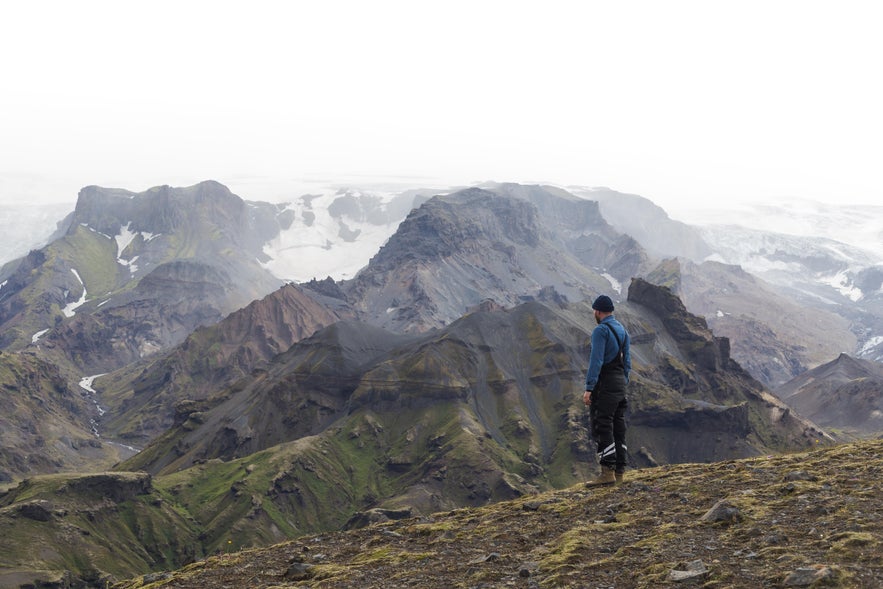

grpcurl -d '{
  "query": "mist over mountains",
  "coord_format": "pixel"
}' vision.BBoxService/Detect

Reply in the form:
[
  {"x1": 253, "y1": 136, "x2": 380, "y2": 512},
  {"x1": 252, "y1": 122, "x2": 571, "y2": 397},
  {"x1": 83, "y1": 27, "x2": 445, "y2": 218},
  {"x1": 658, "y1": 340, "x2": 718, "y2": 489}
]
[{"x1": 1, "y1": 178, "x2": 881, "y2": 587}]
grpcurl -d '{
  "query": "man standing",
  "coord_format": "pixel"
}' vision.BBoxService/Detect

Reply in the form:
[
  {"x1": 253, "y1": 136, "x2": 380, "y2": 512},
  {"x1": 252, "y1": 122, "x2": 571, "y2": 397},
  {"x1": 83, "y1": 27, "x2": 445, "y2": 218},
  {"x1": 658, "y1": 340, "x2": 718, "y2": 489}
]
[{"x1": 583, "y1": 294, "x2": 631, "y2": 486}]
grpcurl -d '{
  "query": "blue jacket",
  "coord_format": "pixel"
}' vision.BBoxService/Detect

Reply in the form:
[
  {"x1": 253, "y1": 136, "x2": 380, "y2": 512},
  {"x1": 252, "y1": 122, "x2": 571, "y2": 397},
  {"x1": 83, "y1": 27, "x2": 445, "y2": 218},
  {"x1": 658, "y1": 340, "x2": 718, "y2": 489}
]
[{"x1": 584, "y1": 316, "x2": 631, "y2": 391}]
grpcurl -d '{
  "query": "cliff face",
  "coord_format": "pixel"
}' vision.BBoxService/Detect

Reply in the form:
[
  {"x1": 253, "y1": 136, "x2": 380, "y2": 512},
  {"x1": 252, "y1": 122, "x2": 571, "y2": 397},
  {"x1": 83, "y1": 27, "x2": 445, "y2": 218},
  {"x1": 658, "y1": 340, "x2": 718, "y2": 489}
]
[{"x1": 624, "y1": 278, "x2": 827, "y2": 464}]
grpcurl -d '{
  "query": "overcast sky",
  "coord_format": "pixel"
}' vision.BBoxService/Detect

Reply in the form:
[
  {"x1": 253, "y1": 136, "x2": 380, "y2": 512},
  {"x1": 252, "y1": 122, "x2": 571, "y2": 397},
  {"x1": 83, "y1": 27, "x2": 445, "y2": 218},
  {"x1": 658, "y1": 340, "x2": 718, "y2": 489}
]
[{"x1": 1, "y1": 1, "x2": 881, "y2": 218}]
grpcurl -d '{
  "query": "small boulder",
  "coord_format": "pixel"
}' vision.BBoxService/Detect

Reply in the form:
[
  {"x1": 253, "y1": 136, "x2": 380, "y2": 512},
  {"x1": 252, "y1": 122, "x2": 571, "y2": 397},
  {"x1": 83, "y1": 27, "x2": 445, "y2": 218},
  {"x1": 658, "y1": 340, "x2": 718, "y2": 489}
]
[
  {"x1": 784, "y1": 471, "x2": 818, "y2": 482},
  {"x1": 284, "y1": 562, "x2": 314, "y2": 581},
  {"x1": 700, "y1": 499, "x2": 742, "y2": 524},
  {"x1": 783, "y1": 565, "x2": 835, "y2": 586},
  {"x1": 343, "y1": 507, "x2": 412, "y2": 530},
  {"x1": 668, "y1": 559, "x2": 709, "y2": 582}
]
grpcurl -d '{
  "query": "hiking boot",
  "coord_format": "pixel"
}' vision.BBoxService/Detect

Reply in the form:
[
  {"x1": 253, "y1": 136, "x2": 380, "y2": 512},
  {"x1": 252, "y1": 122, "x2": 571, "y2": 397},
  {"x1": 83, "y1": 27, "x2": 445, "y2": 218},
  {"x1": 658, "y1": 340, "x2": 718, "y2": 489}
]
[
  {"x1": 585, "y1": 466, "x2": 616, "y2": 487},
  {"x1": 615, "y1": 470, "x2": 625, "y2": 484}
]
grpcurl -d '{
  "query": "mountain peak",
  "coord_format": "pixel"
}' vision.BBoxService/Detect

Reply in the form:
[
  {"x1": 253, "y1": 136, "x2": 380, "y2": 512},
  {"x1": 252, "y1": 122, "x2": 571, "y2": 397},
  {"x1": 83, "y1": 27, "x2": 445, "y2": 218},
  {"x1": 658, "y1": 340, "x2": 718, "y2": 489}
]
[{"x1": 774, "y1": 353, "x2": 883, "y2": 436}]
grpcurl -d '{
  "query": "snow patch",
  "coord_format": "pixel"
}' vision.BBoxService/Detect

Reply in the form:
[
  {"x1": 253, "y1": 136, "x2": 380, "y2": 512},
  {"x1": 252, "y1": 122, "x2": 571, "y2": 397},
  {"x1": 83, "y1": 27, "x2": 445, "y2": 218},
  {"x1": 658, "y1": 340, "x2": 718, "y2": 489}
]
[
  {"x1": 601, "y1": 272, "x2": 622, "y2": 294},
  {"x1": 115, "y1": 223, "x2": 138, "y2": 257},
  {"x1": 107, "y1": 440, "x2": 141, "y2": 454},
  {"x1": 819, "y1": 270, "x2": 863, "y2": 302},
  {"x1": 31, "y1": 329, "x2": 49, "y2": 343},
  {"x1": 260, "y1": 189, "x2": 408, "y2": 282},
  {"x1": 858, "y1": 336, "x2": 883, "y2": 357},
  {"x1": 0, "y1": 280, "x2": 6, "y2": 291},
  {"x1": 115, "y1": 223, "x2": 150, "y2": 274},
  {"x1": 79, "y1": 374, "x2": 107, "y2": 437},
  {"x1": 62, "y1": 269, "x2": 87, "y2": 317},
  {"x1": 81, "y1": 223, "x2": 111, "y2": 240}
]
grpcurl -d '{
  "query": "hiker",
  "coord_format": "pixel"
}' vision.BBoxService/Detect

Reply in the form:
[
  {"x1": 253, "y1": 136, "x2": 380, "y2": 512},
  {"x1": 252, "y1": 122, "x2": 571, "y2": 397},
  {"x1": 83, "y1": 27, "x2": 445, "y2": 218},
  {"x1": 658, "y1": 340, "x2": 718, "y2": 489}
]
[{"x1": 583, "y1": 294, "x2": 631, "y2": 486}]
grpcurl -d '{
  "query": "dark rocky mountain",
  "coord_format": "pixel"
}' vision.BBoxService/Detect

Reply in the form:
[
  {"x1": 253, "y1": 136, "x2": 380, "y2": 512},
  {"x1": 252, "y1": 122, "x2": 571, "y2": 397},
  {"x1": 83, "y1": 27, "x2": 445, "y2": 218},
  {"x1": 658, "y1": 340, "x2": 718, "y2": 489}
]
[
  {"x1": 0, "y1": 178, "x2": 864, "y2": 587},
  {"x1": 94, "y1": 281, "x2": 355, "y2": 446},
  {"x1": 774, "y1": 353, "x2": 883, "y2": 438},
  {"x1": 646, "y1": 257, "x2": 855, "y2": 387},
  {"x1": 1, "y1": 179, "x2": 865, "y2": 489},
  {"x1": 0, "y1": 181, "x2": 287, "y2": 374},
  {"x1": 340, "y1": 184, "x2": 647, "y2": 333}
]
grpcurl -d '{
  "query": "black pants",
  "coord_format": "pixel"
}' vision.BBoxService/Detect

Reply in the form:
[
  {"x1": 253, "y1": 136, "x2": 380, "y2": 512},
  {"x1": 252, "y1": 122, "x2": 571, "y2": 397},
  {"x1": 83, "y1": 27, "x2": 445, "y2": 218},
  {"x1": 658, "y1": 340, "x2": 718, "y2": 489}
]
[{"x1": 590, "y1": 371, "x2": 628, "y2": 471}]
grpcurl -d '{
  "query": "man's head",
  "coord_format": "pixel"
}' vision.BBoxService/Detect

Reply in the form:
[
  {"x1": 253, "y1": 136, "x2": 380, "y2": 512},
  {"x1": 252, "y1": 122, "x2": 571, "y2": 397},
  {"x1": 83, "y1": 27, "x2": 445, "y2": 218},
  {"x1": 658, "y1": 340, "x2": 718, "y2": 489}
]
[{"x1": 592, "y1": 295, "x2": 614, "y2": 324}]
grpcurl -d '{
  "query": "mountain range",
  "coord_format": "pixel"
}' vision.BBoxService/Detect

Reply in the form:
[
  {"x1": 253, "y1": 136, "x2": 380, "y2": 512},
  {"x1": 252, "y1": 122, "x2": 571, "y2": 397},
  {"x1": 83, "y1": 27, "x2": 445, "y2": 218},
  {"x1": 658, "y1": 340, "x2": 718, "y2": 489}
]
[{"x1": 0, "y1": 179, "x2": 880, "y2": 587}]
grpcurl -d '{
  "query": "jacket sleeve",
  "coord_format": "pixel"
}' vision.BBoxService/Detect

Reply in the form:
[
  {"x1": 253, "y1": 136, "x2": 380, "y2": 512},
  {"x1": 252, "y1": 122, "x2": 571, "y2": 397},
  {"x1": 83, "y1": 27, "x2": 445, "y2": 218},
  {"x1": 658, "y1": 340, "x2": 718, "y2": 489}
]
[{"x1": 584, "y1": 326, "x2": 607, "y2": 391}]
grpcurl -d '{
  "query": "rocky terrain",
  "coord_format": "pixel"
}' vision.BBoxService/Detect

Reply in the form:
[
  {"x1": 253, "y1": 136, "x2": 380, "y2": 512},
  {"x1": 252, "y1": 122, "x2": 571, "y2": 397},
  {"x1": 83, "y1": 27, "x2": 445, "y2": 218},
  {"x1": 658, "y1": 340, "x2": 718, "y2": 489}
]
[{"x1": 111, "y1": 438, "x2": 883, "y2": 589}]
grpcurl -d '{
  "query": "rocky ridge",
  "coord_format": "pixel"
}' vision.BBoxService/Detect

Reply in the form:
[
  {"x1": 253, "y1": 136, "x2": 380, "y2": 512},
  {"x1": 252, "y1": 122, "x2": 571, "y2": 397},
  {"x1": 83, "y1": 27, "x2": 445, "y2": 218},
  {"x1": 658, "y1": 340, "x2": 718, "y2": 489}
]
[
  {"x1": 95, "y1": 282, "x2": 354, "y2": 446},
  {"x1": 112, "y1": 438, "x2": 883, "y2": 589}
]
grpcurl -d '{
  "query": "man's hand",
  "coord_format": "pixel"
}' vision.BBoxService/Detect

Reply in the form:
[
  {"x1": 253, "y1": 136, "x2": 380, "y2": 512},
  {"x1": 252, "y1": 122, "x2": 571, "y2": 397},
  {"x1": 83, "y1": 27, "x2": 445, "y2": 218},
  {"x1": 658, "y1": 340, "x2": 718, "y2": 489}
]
[{"x1": 583, "y1": 390, "x2": 592, "y2": 406}]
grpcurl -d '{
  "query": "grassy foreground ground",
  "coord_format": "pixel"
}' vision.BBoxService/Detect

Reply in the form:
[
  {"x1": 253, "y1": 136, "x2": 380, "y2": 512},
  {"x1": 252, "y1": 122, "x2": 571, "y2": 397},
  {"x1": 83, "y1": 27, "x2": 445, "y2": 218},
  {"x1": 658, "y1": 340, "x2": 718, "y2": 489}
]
[{"x1": 115, "y1": 438, "x2": 882, "y2": 588}]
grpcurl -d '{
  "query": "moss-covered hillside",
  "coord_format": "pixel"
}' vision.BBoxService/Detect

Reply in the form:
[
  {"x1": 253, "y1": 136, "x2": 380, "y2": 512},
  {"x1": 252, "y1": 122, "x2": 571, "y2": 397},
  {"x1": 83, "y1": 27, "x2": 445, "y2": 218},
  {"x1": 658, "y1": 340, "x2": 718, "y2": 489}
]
[{"x1": 115, "y1": 438, "x2": 883, "y2": 589}]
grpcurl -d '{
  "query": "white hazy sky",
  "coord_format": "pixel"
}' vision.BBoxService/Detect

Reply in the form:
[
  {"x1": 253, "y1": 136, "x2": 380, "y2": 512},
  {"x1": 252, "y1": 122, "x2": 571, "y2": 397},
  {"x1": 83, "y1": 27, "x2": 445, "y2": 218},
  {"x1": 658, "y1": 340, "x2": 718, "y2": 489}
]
[{"x1": 1, "y1": 1, "x2": 881, "y2": 218}]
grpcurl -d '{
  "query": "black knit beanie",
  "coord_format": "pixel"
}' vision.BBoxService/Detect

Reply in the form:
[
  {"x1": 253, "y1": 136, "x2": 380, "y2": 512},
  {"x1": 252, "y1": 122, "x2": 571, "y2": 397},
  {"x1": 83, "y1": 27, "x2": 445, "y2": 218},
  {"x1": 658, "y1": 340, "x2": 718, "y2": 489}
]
[{"x1": 592, "y1": 295, "x2": 614, "y2": 313}]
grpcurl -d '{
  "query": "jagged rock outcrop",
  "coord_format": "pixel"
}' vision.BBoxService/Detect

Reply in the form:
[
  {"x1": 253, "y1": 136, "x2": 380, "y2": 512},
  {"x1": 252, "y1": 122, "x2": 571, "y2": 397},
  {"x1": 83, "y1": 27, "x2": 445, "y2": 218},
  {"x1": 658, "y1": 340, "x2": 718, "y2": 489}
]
[
  {"x1": 624, "y1": 278, "x2": 827, "y2": 464},
  {"x1": 646, "y1": 257, "x2": 855, "y2": 387}
]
